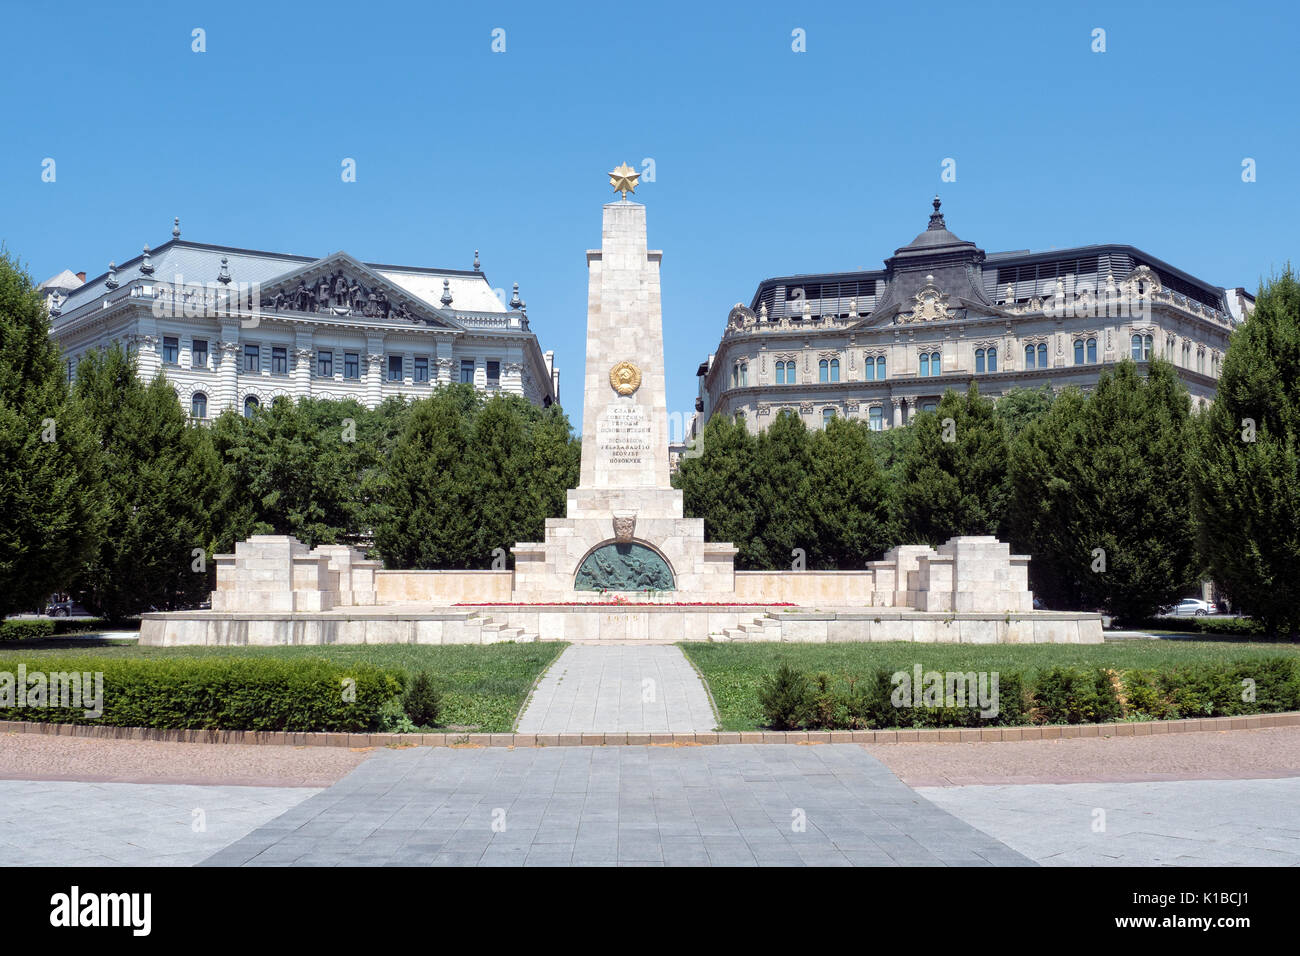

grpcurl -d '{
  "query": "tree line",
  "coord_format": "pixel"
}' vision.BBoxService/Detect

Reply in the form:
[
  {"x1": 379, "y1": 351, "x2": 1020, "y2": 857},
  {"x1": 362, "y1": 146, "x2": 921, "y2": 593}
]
[
  {"x1": 3, "y1": 248, "x2": 1298, "y2": 633},
  {"x1": 675, "y1": 269, "x2": 1300, "y2": 634}
]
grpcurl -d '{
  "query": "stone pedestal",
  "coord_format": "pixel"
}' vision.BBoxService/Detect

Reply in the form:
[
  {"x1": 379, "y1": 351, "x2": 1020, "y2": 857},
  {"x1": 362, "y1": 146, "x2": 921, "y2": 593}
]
[
  {"x1": 913, "y1": 536, "x2": 1034, "y2": 613},
  {"x1": 210, "y1": 535, "x2": 380, "y2": 612}
]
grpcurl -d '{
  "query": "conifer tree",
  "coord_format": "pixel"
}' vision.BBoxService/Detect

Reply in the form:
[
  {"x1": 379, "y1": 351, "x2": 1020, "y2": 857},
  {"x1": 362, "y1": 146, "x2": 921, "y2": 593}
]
[
  {"x1": 808, "y1": 417, "x2": 897, "y2": 567},
  {"x1": 1193, "y1": 269, "x2": 1300, "y2": 636},
  {"x1": 72, "y1": 344, "x2": 220, "y2": 617},
  {"x1": 898, "y1": 383, "x2": 1009, "y2": 546},
  {"x1": 1007, "y1": 360, "x2": 1198, "y2": 623},
  {"x1": 0, "y1": 250, "x2": 101, "y2": 616}
]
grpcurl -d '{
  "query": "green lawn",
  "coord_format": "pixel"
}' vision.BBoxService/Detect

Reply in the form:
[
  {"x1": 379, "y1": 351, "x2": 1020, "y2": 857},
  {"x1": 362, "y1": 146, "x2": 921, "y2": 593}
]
[
  {"x1": 681, "y1": 639, "x2": 1300, "y2": 731},
  {"x1": 0, "y1": 640, "x2": 565, "y2": 733}
]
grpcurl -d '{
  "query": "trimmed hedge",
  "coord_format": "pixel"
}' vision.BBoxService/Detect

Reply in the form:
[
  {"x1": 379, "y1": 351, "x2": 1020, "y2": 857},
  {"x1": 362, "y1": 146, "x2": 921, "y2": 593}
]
[
  {"x1": 759, "y1": 659, "x2": 1300, "y2": 730},
  {"x1": 1140, "y1": 616, "x2": 1270, "y2": 637},
  {"x1": 0, "y1": 656, "x2": 402, "y2": 732},
  {"x1": 0, "y1": 620, "x2": 54, "y2": 642},
  {"x1": 52, "y1": 618, "x2": 139, "y2": 635}
]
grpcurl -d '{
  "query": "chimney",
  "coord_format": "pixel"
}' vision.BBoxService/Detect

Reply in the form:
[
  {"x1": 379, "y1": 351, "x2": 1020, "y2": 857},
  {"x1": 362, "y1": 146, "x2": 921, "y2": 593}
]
[{"x1": 75, "y1": 271, "x2": 86, "y2": 284}]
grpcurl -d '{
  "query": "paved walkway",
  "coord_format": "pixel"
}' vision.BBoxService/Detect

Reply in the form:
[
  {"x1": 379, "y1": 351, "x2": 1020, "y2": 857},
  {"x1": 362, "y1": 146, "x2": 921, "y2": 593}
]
[
  {"x1": 515, "y1": 645, "x2": 717, "y2": 734},
  {"x1": 201, "y1": 745, "x2": 1031, "y2": 867},
  {"x1": 0, "y1": 780, "x2": 317, "y2": 866},
  {"x1": 922, "y1": 777, "x2": 1300, "y2": 866}
]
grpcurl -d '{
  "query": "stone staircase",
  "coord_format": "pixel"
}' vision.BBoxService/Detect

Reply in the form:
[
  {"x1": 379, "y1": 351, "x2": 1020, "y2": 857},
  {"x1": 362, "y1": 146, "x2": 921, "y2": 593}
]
[
  {"x1": 462, "y1": 614, "x2": 538, "y2": 644},
  {"x1": 711, "y1": 613, "x2": 783, "y2": 643}
]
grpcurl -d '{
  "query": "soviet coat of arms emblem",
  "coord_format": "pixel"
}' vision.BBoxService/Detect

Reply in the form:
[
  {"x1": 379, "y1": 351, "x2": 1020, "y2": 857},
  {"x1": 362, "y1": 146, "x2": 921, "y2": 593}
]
[{"x1": 609, "y1": 360, "x2": 642, "y2": 396}]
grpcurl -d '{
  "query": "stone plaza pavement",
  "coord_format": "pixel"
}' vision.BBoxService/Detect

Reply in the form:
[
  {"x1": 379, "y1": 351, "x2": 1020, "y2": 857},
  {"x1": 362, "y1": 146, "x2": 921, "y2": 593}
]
[
  {"x1": 922, "y1": 777, "x2": 1300, "y2": 866},
  {"x1": 515, "y1": 645, "x2": 718, "y2": 734},
  {"x1": 0, "y1": 779, "x2": 317, "y2": 866},
  {"x1": 200, "y1": 744, "x2": 1033, "y2": 867}
]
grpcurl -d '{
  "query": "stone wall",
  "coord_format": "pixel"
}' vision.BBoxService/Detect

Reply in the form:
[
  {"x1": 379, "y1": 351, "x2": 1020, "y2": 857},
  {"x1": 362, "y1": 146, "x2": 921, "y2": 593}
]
[{"x1": 375, "y1": 570, "x2": 513, "y2": 605}]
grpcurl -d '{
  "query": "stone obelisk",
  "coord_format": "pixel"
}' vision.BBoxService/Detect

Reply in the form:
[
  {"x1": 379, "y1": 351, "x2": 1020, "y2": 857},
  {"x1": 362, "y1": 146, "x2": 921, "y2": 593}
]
[{"x1": 510, "y1": 164, "x2": 736, "y2": 598}]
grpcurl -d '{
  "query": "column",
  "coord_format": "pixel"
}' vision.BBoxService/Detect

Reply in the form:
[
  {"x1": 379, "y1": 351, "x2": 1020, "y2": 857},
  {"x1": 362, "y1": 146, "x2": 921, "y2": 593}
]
[
  {"x1": 503, "y1": 360, "x2": 525, "y2": 396},
  {"x1": 892, "y1": 397, "x2": 903, "y2": 428},
  {"x1": 365, "y1": 334, "x2": 384, "y2": 407},
  {"x1": 218, "y1": 321, "x2": 240, "y2": 415}
]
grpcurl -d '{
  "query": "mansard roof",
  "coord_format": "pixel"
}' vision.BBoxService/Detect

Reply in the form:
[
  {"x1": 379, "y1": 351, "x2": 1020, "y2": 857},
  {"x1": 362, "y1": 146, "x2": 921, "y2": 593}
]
[
  {"x1": 54, "y1": 237, "x2": 511, "y2": 322},
  {"x1": 745, "y1": 199, "x2": 1230, "y2": 319}
]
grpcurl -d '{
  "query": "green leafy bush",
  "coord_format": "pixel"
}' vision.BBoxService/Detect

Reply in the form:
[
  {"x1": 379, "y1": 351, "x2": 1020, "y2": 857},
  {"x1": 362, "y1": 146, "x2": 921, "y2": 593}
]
[
  {"x1": 751, "y1": 660, "x2": 1299, "y2": 729},
  {"x1": 402, "y1": 670, "x2": 443, "y2": 728},
  {"x1": 0, "y1": 656, "x2": 401, "y2": 731},
  {"x1": 758, "y1": 663, "x2": 810, "y2": 730},
  {"x1": 0, "y1": 620, "x2": 54, "y2": 642}
]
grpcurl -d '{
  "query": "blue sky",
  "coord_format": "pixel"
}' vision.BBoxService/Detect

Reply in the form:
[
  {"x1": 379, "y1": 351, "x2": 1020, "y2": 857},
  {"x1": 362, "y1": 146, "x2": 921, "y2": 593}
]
[{"x1": 3, "y1": 0, "x2": 1295, "y2": 428}]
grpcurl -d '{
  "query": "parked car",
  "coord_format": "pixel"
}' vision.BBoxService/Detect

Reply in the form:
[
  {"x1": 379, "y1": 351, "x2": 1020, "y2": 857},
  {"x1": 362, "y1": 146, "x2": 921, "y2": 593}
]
[
  {"x1": 42, "y1": 598, "x2": 91, "y2": 618},
  {"x1": 1167, "y1": 597, "x2": 1218, "y2": 617}
]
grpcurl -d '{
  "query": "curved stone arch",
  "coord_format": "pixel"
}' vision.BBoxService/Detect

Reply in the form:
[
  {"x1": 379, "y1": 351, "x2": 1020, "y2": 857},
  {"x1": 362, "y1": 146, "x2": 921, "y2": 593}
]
[{"x1": 572, "y1": 538, "x2": 676, "y2": 592}]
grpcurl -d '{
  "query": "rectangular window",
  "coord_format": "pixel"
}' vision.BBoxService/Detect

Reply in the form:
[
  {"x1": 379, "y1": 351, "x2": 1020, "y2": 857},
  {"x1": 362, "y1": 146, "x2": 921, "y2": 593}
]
[
  {"x1": 486, "y1": 360, "x2": 500, "y2": 387},
  {"x1": 414, "y1": 356, "x2": 429, "y2": 383},
  {"x1": 271, "y1": 347, "x2": 287, "y2": 374},
  {"x1": 318, "y1": 350, "x2": 333, "y2": 377},
  {"x1": 244, "y1": 345, "x2": 259, "y2": 372},
  {"x1": 460, "y1": 359, "x2": 475, "y2": 384},
  {"x1": 162, "y1": 336, "x2": 178, "y2": 364},
  {"x1": 344, "y1": 352, "x2": 359, "y2": 379},
  {"x1": 869, "y1": 406, "x2": 883, "y2": 431},
  {"x1": 388, "y1": 355, "x2": 403, "y2": 382},
  {"x1": 192, "y1": 339, "x2": 208, "y2": 369}
]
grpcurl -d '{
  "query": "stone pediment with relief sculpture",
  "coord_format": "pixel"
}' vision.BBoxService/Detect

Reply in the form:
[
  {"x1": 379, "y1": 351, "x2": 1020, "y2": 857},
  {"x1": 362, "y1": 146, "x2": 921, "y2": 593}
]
[
  {"x1": 257, "y1": 253, "x2": 459, "y2": 328},
  {"x1": 895, "y1": 274, "x2": 958, "y2": 324}
]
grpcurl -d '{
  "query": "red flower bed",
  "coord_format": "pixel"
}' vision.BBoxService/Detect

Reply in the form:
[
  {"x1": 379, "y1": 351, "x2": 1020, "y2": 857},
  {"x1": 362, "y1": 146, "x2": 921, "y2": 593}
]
[{"x1": 452, "y1": 601, "x2": 798, "y2": 607}]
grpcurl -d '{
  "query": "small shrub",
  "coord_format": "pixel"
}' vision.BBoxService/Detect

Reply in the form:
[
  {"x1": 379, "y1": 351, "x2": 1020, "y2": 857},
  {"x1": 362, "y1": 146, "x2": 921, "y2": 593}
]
[
  {"x1": 759, "y1": 662, "x2": 810, "y2": 730},
  {"x1": 402, "y1": 671, "x2": 442, "y2": 728},
  {"x1": 1032, "y1": 666, "x2": 1122, "y2": 724}
]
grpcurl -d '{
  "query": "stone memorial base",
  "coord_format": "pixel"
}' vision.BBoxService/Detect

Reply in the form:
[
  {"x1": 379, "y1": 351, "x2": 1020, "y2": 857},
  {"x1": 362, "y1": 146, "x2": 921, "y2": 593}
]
[{"x1": 139, "y1": 533, "x2": 1104, "y2": 646}]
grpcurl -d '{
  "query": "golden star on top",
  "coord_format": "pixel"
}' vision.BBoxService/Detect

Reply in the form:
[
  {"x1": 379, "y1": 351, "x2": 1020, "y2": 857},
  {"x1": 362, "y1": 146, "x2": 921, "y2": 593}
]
[{"x1": 608, "y1": 162, "x2": 640, "y2": 200}]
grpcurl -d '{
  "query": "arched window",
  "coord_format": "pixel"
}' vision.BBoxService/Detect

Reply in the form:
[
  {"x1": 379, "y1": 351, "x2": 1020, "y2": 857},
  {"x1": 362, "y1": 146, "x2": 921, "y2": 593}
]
[
  {"x1": 1074, "y1": 340, "x2": 1085, "y2": 365},
  {"x1": 869, "y1": 406, "x2": 883, "y2": 431},
  {"x1": 739, "y1": 362, "x2": 748, "y2": 387},
  {"x1": 1036, "y1": 343, "x2": 1047, "y2": 368},
  {"x1": 787, "y1": 363, "x2": 796, "y2": 384},
  {"x1": 243, "y1": 395, "x2": 260, "y2": 418},
  {"x1": 829, "y1": 358, "x2": 840, "y2": 382},
  {"x1": 865, "y1": 358, "x2": 875, "y2": 381},
  {"x1": 930, "y1": 351, "x2": 941, "y2": 376},
  {"x1": 987, "y1": 347, "x2": 997, "y2": 372},
  {"x1": 1144, "y1": 335, "x2": 1153, "y2": 360},
  {"x1": 876, "y1": 355, "x2": 886, "y2": 380},
  {"x1": 1131, "y1": 334, "x2": 1142, "y2": 360},
  {"x1": 919, "y1": 353, "x2": 929, "y2": 377},
  {"x1": 975, "y1": 348, "x2": 986, "y2": 374},
  {"x1": 1086, "y1": 338, "x2": 1097, "y2": 364},
  {"x1": 819, "y1": 359, "x2": 829, "y2": 383},
  {"x1": 822, "y1": 407, "x2": 835, "y2": 427},
  {"x1": 191, "y1": 392, "x2": 207, "y2": 420},
  {"x1": 1025, "y1": 344, "x2": 1035, "y2": 369}
]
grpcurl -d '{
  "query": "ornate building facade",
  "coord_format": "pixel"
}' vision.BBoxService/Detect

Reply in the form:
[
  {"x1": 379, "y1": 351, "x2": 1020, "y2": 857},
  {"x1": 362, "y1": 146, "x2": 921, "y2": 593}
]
[
  {"x1": 47, "y1": 223, "x2": 560, "y2": 420},
  {"x1": 694, "y1": 199, "x2": 1242, "y2": 434}
]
